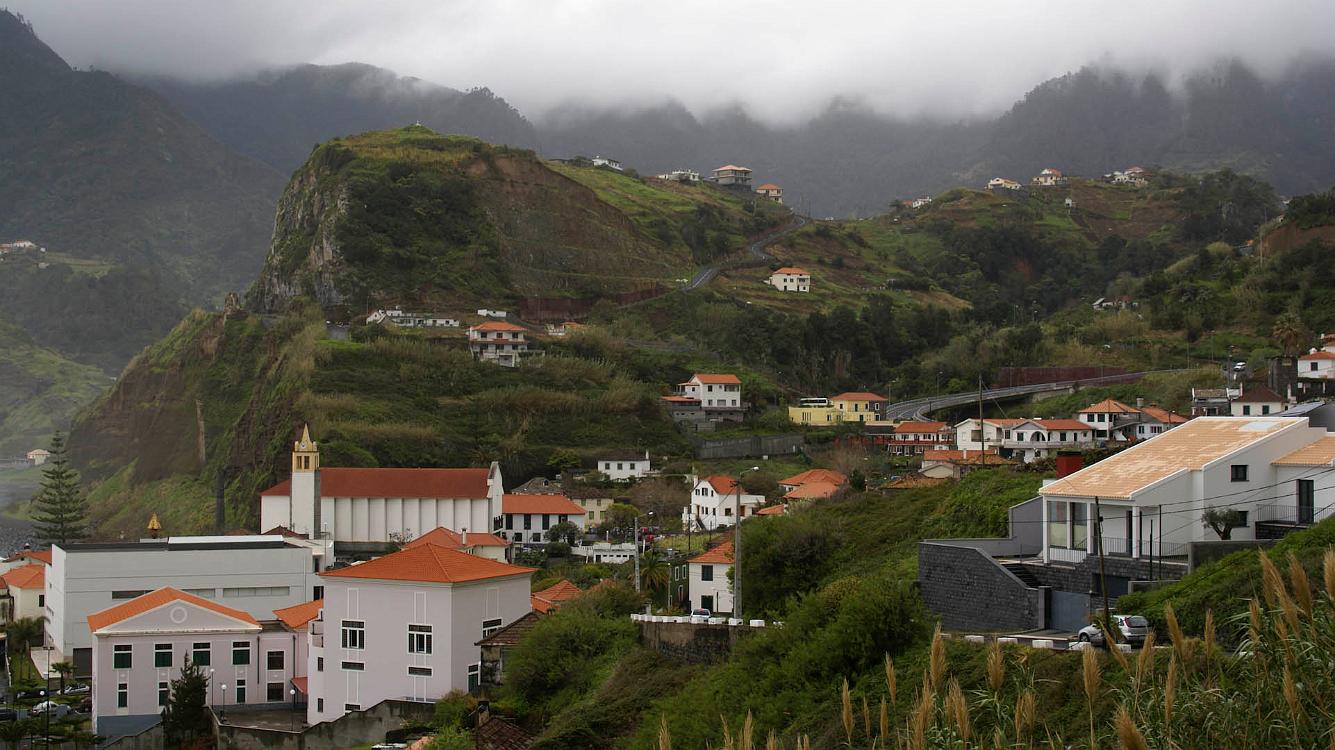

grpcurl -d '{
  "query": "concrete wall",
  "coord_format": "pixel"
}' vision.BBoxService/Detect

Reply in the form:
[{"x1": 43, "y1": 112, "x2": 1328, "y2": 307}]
[
  {"x1": 1187, "y1": 539, "x2": 1275, "y2": 569},
  {"x1": 637, "y1": 621, "x2": 750, "y2": 664},
  {"x1": 100, "y1": 720, "x2": 164, "y2": 750},
  {"x1": 694, "y1": 434, "x2": 804, "y2": 460},
  {"x1": 216, "y1": 699, "x2": 433, "y2": 750},
  {"x1": 918, "y1": 543, "x2": 1045, "y2": 632},
  {"x1": 922, "y1": 497, "x2": 1043, "y2": 558}
]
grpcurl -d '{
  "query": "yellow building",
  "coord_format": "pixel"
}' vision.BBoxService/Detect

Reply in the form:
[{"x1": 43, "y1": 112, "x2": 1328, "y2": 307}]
[
  {"x1": 787, "y1": 404, "x2": 841, "y2": 425},
  {"x1": 830, "y1": 392, "x2": 888, "y2": 422}
]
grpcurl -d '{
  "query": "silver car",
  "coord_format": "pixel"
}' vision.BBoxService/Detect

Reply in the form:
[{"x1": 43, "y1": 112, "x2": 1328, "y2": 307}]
[{"x1": 1077, "y1": 614, "x2": 1149, "y2": 647}]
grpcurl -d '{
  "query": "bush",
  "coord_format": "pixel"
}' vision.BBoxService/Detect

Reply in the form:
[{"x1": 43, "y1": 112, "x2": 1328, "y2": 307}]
[{"x1": 504, "y1": 607, "x2": 638, "y2": 715}]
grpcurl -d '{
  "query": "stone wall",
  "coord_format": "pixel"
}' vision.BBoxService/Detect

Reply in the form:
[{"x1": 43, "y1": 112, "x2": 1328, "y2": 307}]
[
  {"x1": 1017, "y1": 555, "x2": 1186, "y2": 598},
  {"x1": 100, "y1": 723, "x2": 164, "y2": 750},
  {"x1": 214, "y1": 700, "x2": 434, "y2": 750},
  {"x1": 637, "y1": 621, "x2": 753, "y2": 664},
  {"x1": 918, "y1": 543, "x2": 1045, "y2": 632},
  {"x1": 1188, "y1": 539, "x2": 1275, "y2": 567},
  {"x1": 694, "y1": 434, "x2": 804, "y2": 460}
]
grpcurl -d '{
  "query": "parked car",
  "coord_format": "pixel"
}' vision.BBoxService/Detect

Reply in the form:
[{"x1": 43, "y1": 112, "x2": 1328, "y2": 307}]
[
  {"x1": 0, "y1": 708, "x2": 17, "y2": 722},
  {"x1": 689, "y1": 608, "x2": 712, "y2": 623},
  {"x1": 14, "y1": 690, "x2": 46, "y2": 701},
  {"x1": 29, "y1": 701, "x2": 70, "y2": 718},
  {"x1": 1077, "y1": 614, "x2": 1150, "y2": 646},
  {"x1": 61, "y1": 684, "x2": 89, "y2": 695}
]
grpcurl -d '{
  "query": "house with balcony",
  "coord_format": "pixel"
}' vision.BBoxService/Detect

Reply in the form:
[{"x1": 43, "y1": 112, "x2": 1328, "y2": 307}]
[
  {"x1": 755, "y1": 183, "x2": 784, "y2": 203},
  {"x1": 987, "y1": 177, "x2": 1021, "y2": 191},
  {"x1": 955, "y1": 417, "x2": 1093, "y2": 462},
  {"x1": 1031, "y1": 168, "x2": 1066, "y2": 187},
  {"x1": 888, "y1": 421, "x2": 954, "y2": 455},
  {"x1": 711, "y1": 165, "x2": 753, "y2": 187},
  {"x1": 467, "y1": 322, "x2": 532, "y2": 367},
  {"x1": 683, "y1": 476, "x2": 765, "y2": 531},
  {"x1": 676, "y1": 373, "x2": 744, "y2": 422},
  {"x1": 767, "y1": 267, "x2": 810, "y2": 292}
]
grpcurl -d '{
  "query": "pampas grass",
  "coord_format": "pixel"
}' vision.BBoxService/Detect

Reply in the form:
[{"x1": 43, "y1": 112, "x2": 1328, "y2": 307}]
[
  {"x1": 1113, "y1": 705, "x2": 1147, "y2": 750},
  {"x1": 929, "y1": 625, "x2": 945, "y2": 691},
  {"x1": 841, "y1": 679, "x2": 853, "y2": 745}
]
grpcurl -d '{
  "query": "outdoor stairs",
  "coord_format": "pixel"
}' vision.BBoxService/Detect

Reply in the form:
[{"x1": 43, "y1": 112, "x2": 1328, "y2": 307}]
[{"x1": 1001, "y1": 562, "x2": 1043, "y2": 588}]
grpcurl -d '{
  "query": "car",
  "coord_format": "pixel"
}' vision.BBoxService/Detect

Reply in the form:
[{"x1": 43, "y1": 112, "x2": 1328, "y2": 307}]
[
  {"x1": 689, "y1": 608, "x2": 712, "y2": 623},
  {"x1": 14, "y1": 690, "x2": 46, "y2": 701},
  {"x1": 1077, "y1": 614, "x2": 1150, "y2": 647},
  {"x1": 0, "y1": 708, "x2": 17, "y2": 722},
  {"x1": 29, "y1": 701, "x2": 70, "y2": 718},
  {"x1": 1233, "y1": 361, "x2": 1248, "y2": 372},
  {"x1": 61, "y1": 684, "x2": 89, "y2": 695}
]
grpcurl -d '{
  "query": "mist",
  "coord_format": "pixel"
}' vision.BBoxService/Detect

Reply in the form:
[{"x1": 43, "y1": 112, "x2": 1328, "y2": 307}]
[{"x1": 8, "y1": 0, "x2": 1335, "y2": 125}]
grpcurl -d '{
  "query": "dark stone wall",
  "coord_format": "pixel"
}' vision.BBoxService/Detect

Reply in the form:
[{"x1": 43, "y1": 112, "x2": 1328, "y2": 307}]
[
  {"x1": 1017, "y1": 555, "x2": 1186, "y2": 599},
  {"x1": 918, "y1": 543, "x2": 1044, "y2": 632},
  {"x1": 637, "y1": 621, "x2": 751, "y2": 664}
]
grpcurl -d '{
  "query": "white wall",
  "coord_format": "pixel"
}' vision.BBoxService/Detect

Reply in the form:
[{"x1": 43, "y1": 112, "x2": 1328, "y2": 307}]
[
  {"x1": 688, "y1": 562, "x2": 732, "y2": 614},
  {"x1": 598, "y1": 459, "x2": 650, "y2": 481}
]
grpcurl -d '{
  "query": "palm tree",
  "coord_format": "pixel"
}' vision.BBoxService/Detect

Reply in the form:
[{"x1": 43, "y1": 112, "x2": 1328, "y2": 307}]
[
  {"x1": 4, "y1": 616, "x2": 44, "y2": 658},
  {"x1": 638, "y1": 550, "x2": 670, "y2": 593},
  {"x1": 1272, "y1": 312, "x2": 1309, "y2": 357},
  {"x1": 0, "y1": 718, "x2": 35, "y2": 750},
  {"x1": 52, "y1": 661, "x2": 74, "y2": 694}
]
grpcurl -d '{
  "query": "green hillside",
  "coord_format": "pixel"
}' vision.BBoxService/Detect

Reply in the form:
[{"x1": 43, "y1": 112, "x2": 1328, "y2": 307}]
[{"x1": 0, "y1": 318, "x2": 108, "y2": 457}]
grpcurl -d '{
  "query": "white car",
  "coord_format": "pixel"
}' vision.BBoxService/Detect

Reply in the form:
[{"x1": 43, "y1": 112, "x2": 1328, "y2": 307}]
[
  {"x1": 1077, "y1": 614, "x2": 1149, "y2": 647},
  {"x1": 29, "y1": 702, "x2": 70, "y2": 718},
  {"x1": 689, "y1": 608, "x2": 712, "y2": 623}
]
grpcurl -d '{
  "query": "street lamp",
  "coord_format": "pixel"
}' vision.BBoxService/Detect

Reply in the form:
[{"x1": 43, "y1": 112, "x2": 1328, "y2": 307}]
[
  {"x1": 38, "y1": 689, "x2": 49, "y2": 749},
  {"x1": 733, "y1": 466, "x2": 760, "y2": 618},
  {"x1": 208, "y1": 669, "x2": 215, "y2": 708},
  {"x1": 290, "y1": 688, "x2": 298, "y2": 731},
  {"x1": 633, "y1": 510, "x2": 654, "y2": 594}
]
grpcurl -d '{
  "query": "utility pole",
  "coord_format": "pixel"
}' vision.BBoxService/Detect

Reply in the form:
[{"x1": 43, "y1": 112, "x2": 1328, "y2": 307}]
[
  {"x1": 977, "y1": 374, "x2": 985, "y2": 453},
  {"x1": 733, "y1": 467, "x2": 758, "y2": 618},
  {"x1": 1148, "y1": 519, "x2": 1154, "y2": 582},
  {"x1": 1094, "y1": 496, "x2": 1112, "y2": 640},
  {"x1": 634, "y1": 517, "x2": 642, "y2": 593}
]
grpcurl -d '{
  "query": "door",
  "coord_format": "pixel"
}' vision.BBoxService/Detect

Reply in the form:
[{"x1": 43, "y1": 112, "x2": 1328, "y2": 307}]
[
  {"x1": 1125, "y1": 510, "x2": 1133, "y2": 555},
  {"x1": 701, "y1": 595, "x2": 714, "y2": 612},
  {"x1": 1298, "y1": 479, "x2": 1315, "y2": 524}
]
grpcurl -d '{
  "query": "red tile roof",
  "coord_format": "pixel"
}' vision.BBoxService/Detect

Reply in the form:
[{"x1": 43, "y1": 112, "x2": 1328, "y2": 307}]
[
  {"x1": 530, "y1": 579, "x2": 583, "y2": 613},
  {"x1": 1035, "y1": 419, "x2": 1093, "y2": 431},
  {"x1": 831, "y1": 392, "x2": 888, "y2": 402},
  {"x1": 1234, "y1": 386, "x2": 1284, "y2": 403},
  {"x1": 1079, "y1": 399, "x2": 1140, "y2": 414},
  {"x1": 406, "y1": 527, "x2": 510, "y2": 550},
  {"x1": 291, "y1": 677, "x2": 309, "y2": 695},
  {"x1": 893, "y1": 421, "x2": 948, "y2": 433},
  {"x1": 321, "y1": 545, "x2": 536, "y2": 585},
  {"x1": 2, "y1": 549, "x2": 51, "y2": 565},
  {"x1": 773, "y1": 267, "x2": 808, "y2": 275},
  {"x1": 469, "y1": 322, "x2": 526, "y2": 332},
  {"x1": 88, "y1": 587, "x2": 259, "y2": 632},
  {"x1": 0, "y1": 564, "x2": 44, "y2": 590},
  {"x1": 273, "y1": 599, "x2": 323, "y2": 631},
  {"x1": 784, "y1": 481, "x2": 839, "y2": 500},
  {"x1": 702, "y1": 475, "x2": 741, "y2": 495},
  {"x1": 1300, "y1": 351, "x2": 1335, "y2": 360},
  {"x1": 685, "y1": 373, "x2": 742, "y2": 385},
  {"x1": 1138, "y1": 405, "x2": 1188, "y2": 424},
  {"x1": 501, "y1": 494, "x2": 586, "y2": 515},
  {"x1": 690, "y1": 538, "x2": 734, "y2": 564},
  {"x1": 756, "y1": 504, "x2": 787, "y2": 516},
  {"x1": 260, "y1": 467, "x2": 490, "y2": 498},
  {"x1": 756, "y1": 183, "x2": 782, "y2": 191},
  {"x1": 715, "y1": 165, "x2": 751, "y2": 172},
  {"x1": 779, "y1": 468, "x2": 847, "y2": 487}
]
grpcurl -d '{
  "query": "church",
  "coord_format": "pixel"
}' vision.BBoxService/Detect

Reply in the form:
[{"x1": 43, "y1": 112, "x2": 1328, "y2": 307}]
[{"x1": 259, "y1": 427, "x2": 505, "y2": 545}]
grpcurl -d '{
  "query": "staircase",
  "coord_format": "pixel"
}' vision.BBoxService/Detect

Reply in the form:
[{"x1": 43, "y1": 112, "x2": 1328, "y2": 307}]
[{"x1": 1001, "y1": 562, "x2": 1043, "y2": 588}]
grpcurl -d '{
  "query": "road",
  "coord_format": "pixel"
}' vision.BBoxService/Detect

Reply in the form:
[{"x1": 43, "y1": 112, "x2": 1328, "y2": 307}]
[
  {"x1": 883, "y1": 369, "x2": 1192, "y2": 421},
  {"x1": 683, "y1": 215, "x2": 808, "y2": 292}
]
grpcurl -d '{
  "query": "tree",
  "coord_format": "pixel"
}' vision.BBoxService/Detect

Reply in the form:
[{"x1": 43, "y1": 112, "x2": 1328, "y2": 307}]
[
  {"x1": 32, "y1": 432, "x2": 88, "y2": 546},
  {"x1": 4, "y1": 616, "x2": 44, "y2": 659},
  {"x1": 161, "y1": 657, "x2": 211, "y2": 746},
  {"x1": 0, "y1": 719, "x2": 38, "y2": 750},
  {"x1": 638, "y1": 550, "x2": 670, "y2": 593},
  {"x1": 545, "y1": 448, "x2": 581, "y2": 477},
  {"x1": 544, "y1": 521, "x2": 580, "y2": 546},
  {"x1": 52, "y1": 660, "x2": 74, "y2": 694},
  {"x1": 601, "y1": 502, "x2": 639, "y2": 540},
  {"x1": 1202, "y1": 507, "x2": 1246, "y2": 540},
  {"x1": 1271, "y1": 312, "x2": 1308, "y2": 357}
]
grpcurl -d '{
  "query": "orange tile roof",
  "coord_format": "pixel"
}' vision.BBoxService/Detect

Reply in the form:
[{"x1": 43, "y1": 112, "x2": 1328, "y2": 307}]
[
  {"x1": 686, "y1": 373, "x2": 742, "y2": 385},
  {"x1": 702, "y1": 475, "x2": 741, "y2": 495},
  {"x1": 715, "y1": 165, "x2": 751, "y2": 172},
  {"x1": 1079, "y1": 399, "x2": 1140, "y2": 414},
  {"x1": 894, "y1": 421, "x2": 950, "y2": 434},
  {"x1": 469, "y1": 321, "x2": 526, "y2": 332},
  {"x1": 756, "y1": 504, "x2": 787, "y2": 516},
  {"x1": 1235, "y1": 386, "x2": 1284, "y2": 403},
  {"x1": 784, "y1": 481, "x2": 839, "y2": 500},
  {"x1": 531, "y1": 596, "x2": 557, "y2": 614},
  {"x1": 530, "y1": 579, "x2": 583, "y2": 613},
  {"x1": 832, "y1": 392, "x2": 888, "y2": 402},
  {"x1": 291, "y1": 676, "x2": 309, "y2": 695},
  {"x1": 1299, "y1": 351, "x2": 1335, "y2": 360},
  {"x1": 406, "y1": 527, "x2": 510, "y2": 550},
  {"x1": 273, "y1": 599, "x2": 323, "y2": 631},
  {"x1": 1036, "y1": 419, "x2": 1093, "y2": 431},
  {"x1": 773, "y1": 267, "x2": 808, "y2": 275},
  {"x1": 690, "y1": 538, "x2": 734, "y2": 564},
  {"x1": 0, "y1": 564, "x2": 44, "y2": 590},
  {"x1": 1273, "y1": 436, "x2": 1335, "y2": 466},
  {"x1": 779, "y1": 468, "x2": 847, "y2": 487},
  {"x1": 1138, "y1": 405, "x2": 1188, "y2": 424},
  {"x1": 260, "y1": 467, "x2": 490, "y2": 498},
  {"x1": 2, "y1": 549, "x2": 51, "y2": 565},
  {"x1": 88, "y1": 587, "x2": 259, "y2": 632},
  {"x1": 501, "y1": 494, "x2": 586, "y2": 515},
  {"x1": 321, "y1": 545, "x2": 536, "y2": 585},
  {"x1": 1042, "y1": 417, "x2": 1304, "y2": 500},
  {"x1": 756, "y1": 183, "x2": 781, "y2": 190}
]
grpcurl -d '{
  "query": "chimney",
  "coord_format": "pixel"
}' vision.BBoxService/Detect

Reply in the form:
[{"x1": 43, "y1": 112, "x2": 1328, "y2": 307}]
[
  {"x1": 1136, "y1": 397, "x2": 1145, "y2": 409},
  {"x1": 462, "y1": 529, "x2": 468, "y2": 546},
  {"x1": 1055, "y1": 451, "x2": 1084, "y2": 478}
]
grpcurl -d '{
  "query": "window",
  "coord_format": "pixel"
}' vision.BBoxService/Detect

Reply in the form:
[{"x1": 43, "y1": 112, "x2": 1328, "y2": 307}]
[
  {"x1": 235, "y1": 680, "x2": 246, "y2": 704},
  {"x1": 482, "y1": 618, "x2": 503, "y2": 638},
  {"x1": 468, "y1": 663, "x2": 481, "y2": 691},
  {"x1": 542, "y1": 514, "x2": 551, "y2": 530},
  {"x1": 112, "y1": 590, "x2": 150, "y2": 600},
  {"x1": 317, "y1": 698, "x2": 324, "y2": 713},
  {"x1": 408, "y1": 624, "x2": 433, "y2": 655},
  {"x1": 155, "y1": 643, "x2": 173, "y2": 668},
  {"x1": 1262, "y1": 405, "x2": 1271, "y2": 415},
  {"x1": 159, "y1": 681, "x2": 169, "y2": 706},
  {"x1": 313, "y1": 585, "x2": 324, "y2": 600},
  {"x1": 1071, "y1": 503, "x2": 1088, "y2": 548},
  {"x1": 341, "y1": 661, "x2": 364, "y2": 671},
  {"x1": 232, "y1": 641, "x2": 251, "y2": 665},
  {"x1": 317, "y1": 657, "x2": 324, "y2": 672},
  {"x1": 117, "y1": 683, "x2": 128, "y2": 709},
  {"x1": 341, "y1": 620, "x2": 365, "y2": 650},
  {"x1": 523, "y1": 514, "x2": 532, "y2": 530},
  {"x1": 701, "y1": 565, "x2": 714, "y2": 582},
  {"x1": 505, "y1": 514, "x2": 514, "y2": 530},
  {"x1": 37, "y1": 595, "x2": 44, "y2": 608},
  {"x1": 1047, "y1": 501, "x2": 1069, "y2": 548},
  {"x1": 267, "y1": 683, "x2": 284, "y2": 702},
  {"x1": 408, "y1": 666, "x2": 433, "y2": 677},
  {"x1": 1298, "y1": 479, "x2": 1316, "y2": 524},
  {"x1": 1231, "y1": 465, "x2": 1249, "y2": 482},
  {"x1": 344, "y1": 703, "x2": 361, "y2": 712},
  {"x1": 189, "y1": 643, "x2": 211, "y2": 667},
  {"x1": 267, "y1": 651, "x2": 284, "y2": 671},
  {"x1": 1242, "y1": 405, "x2": 1252, "y2": 416},
  {"x1": 222, "y1": 586, "x2": 290, "y2": 598},
  {"x1": 113, "y1": 644, "x2": 133, "y2": 669},
  {"x1": 1236, "y1": 511, "x2": 1250, "y2": 527}
]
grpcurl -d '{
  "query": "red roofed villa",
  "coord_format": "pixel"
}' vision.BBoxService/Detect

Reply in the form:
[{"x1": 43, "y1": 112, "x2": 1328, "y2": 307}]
[
  {"x1": 499, "y1": 494, "x2": 588, "y2": 546},
  {"x1": 768, "y1": 266, "x2": 810, "y2": 293},
  {"x1": 467, "y1": 321, "x2": 531, "y2": 367},
  {"x1": 755, "y1": 183, "x2": 784, "y2": 203}
]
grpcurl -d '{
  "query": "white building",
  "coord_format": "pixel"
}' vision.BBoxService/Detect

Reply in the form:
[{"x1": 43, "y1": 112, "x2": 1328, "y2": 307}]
[
  {"x1": 596, "y1": 451, "x2": 652, "y2": 481},
  {"x1": 498, "y1": 494, "x2": 587, "y2": 545},
  {"x1": 26, "y1": 448, "x2": 50, "y2": 466},
  {"x1": 711, "y1": 165, "x2": 753, "y2": 187},
  {"x1": 1230, "y1": 386, "x2": 1286, "y2": 417},
  {"x1": 755, "y1": 183, "x2": 783, "y2": 203},
  {"x1": 687, "y1": 539, "x2": 734, "y2": 615},
  {"x1": 677, "y1": 373, "x2": 744, "y2": 420},
  {"x1": 987, "y1": 177, "x2": 1021, "y2": 191},
  {"x1": 1031, "y1": 168, "x2": 1065, "y2": 187},
  {"x1": 682, "y1": 476, "x2": 764, "y2": 531},
  {"x1": 767, "y1": 267, "x2": 810, "y2": 293},
  {"x1": 590, "y1": 155, "x2": 623, "y2": 171},
  {"x1": 1078, "y1": 398, "x2": 1188, "y2": 442},
  {"x1": 0, "y1": 564, "x2": 45, "y2": 622},
  {"x1": 910, "y1": 197, "x2": 933, "y2": 209},
  {"x1": 307, "y1": 543, "x2": 534, "y2": 724},
  {"x1": 954, "y1": 418, "x2": 1094, "y2": 463},
  {"x1": 46, "y1": 536, "x2": 329, "y2": 678},
  {"x1": 1299, "y1": 350, "x2": 1335, "y2": 380},
  {"x1": 570, "y1": 542, "x2": 637, "y2": 564},
  {"x1": 366, "y1": 308, "x2": 460, "y2": 328},
  {"x1": 1040, "y1": 417, "x2": 1335, "y2": 564},
  {"x1": 259, "y1": 427, "x2": 504, "y2": 544},
  {"x1": 467, "y1": 321, "x2": 531, "y2": 367},
  {"x1": 655, "y1": 169, "x2": 701, "y2": 182}
]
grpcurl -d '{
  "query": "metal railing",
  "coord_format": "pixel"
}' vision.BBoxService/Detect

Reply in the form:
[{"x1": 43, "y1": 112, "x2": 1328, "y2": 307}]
[{"x1": 1256, "y1": 503, "x2": 1328, "y2": 526}]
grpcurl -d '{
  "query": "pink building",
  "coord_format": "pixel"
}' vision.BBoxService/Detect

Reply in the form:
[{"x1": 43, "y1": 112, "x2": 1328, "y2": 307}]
[{"x1": 306, "y1": 543, "x2": 535, "y2": 725}]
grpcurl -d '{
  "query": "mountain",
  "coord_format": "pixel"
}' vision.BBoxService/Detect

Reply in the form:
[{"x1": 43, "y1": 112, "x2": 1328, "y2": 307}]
[
  {"x1": 140, "y1": 63, "x2": 540, "y2": 174},
  {"x1": 0, "y1": 317, "x2": 108, "y2": 456}
]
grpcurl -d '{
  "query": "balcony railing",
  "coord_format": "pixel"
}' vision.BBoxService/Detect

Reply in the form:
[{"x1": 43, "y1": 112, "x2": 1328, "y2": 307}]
[{"x1": 1256, "y1": 503, "x2": 1328, "y2": 526}]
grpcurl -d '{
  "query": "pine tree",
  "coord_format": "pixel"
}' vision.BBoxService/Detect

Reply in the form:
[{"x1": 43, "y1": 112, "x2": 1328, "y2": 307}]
[
  {"x1": 161, "y1": 657, "x2": 210, "y2": 745},
  {"x1": 32, "y1": 432, "x2": 88, "y2": 546}
]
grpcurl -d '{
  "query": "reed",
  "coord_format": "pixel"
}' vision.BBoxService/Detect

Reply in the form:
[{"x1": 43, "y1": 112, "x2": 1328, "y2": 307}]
[
  {"x1": 740, "y1": 711, "x2": 754, "y2": 750},
  {"x1": 1113, "y1": 705, "x2": 1147, "y2": 750},
  {"x1": 1163, "y1": 654, "x2": 1178, "y2": 744},
  {"x1": 945, "y1": 678, "x2": 971, "y2": 745},
  {"x1": 1163, "y1": 603, "x2": 1187, "y2": 663},
  {"x1": 862, "y1": 696, "x2": 872, "y2": 741},
  {"x1": 986, "y1": 640, "x2": 1004, "y2": 694},
  {"x1": 658, "y1": 715, "x2": 672, "y2": 750},
  {"x1": 1203, "y1": 609, "x2": 1216, "y2": 682},
  {"x1": 929, "y1": 625, "x2": 945, "y2": 691},
  {"x1": 1082, "y1": 646, "x2": 1101, "y2": 750},
  {"x1": 1287, "y1": 552, "x2": 1313, "y2": 616},
  {"x1": 878, "y1": 698, "x2": 889, "y2": 744},
  {"x1": 1014, "y1": 689, "x2": 1035, "y2": 744},
  {"x1": 885, "y1": 654, "x2": 898, "y2": 706},
  {"x1": 841, "y1": 679, "x2": 854, "y2": 745}
]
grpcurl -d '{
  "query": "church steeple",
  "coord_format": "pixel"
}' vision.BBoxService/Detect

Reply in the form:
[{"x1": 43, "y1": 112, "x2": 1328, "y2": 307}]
[{"x1": 293, "y1": 424, "x2": 319, "y2": 473}]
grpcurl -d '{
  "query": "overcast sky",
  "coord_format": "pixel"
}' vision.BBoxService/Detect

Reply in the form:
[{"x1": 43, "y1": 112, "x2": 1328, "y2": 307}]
[{"x1": 9, "y1": 0, "x2": 1335, "y2": 123}]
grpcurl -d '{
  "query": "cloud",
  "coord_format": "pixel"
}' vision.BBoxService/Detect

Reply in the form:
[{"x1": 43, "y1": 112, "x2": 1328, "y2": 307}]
[{"x1": 8, "y1": 0, "x2": 1335, "y2": 123}]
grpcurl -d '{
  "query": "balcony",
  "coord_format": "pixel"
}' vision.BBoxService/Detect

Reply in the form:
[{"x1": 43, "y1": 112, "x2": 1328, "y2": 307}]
[{"x1": 1256, "y1": 503, "x2": 1327, "y2": 526}]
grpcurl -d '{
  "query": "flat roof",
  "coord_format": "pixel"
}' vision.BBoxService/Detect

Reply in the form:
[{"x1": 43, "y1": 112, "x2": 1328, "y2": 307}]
[{"x1": 62, "y1": 535, "x2": 293, "y2": 553}]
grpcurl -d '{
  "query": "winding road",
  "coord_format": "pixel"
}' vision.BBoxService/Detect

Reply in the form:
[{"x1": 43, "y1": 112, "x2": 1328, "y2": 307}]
[
  {"x1": 883, "y1": 370, "x2": 1193, "y2": 421},
  {"x1": 683, "y1": 215, "x2": 809, "y2": 291}
]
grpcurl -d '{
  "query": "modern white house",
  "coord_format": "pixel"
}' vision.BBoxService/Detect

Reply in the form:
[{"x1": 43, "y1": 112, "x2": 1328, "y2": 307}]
[
  {"x1": 1039, "y1": 417, "x2": 1335, "y2": 564},
  {"x1": 655, "y1": 169, "x2": 701, "y2": 182},
  {"x1": 590, "y1": 155, "x2": 623, "y2": 171},
  {"x1": 596, "y1": 451, "x2": 652, "y2": 481},
  {"x1": 682, "y1": 476, "x2": 764, "y2": 531},
  {"x1": 467, "y1": 321, "x2": 531, "y2": 367},
  {"x1": 46, "y1": 536, "x2": 329, "y2": 678},
  {"x1": 497, "y1": 494, "x2": 587, "y2": 545},
  {"x1": 767, "y1": 267, "x2": 810, "y2": 293},
  {"x1": 1031, "y1": 168, "x2": 1065, "y2": 186},
  {"x1": 987, "y1": 177, "x2": 1021, "y2": 191},
  {"x1": 1230, "y1": 385, "x2": 1286, "y2": 417},
  {"x1": 259, "y1": 427, "x2": 504, "y2": 544},
  {"x1": 711, "y1": 165, "x2": 752, "y2": 186},
  {"x1": 687, "y1": 539, "x2": 734, "y2": 615},
  {"x1": 954, "y1": 418, "x2": 1095, "y2": 463},
  {"x1": 888, "y1": 421, "x2": 955, "y2": 455},
  {"x1": 677, "y1": 373, "x2": 744, "y2": 420},
  {"x1": 306, "y1": 543, "x2": 534, "y2": 724},
  {"x1": 0, "y1": 564, "x2": 45, "y2": 622},
  {"x1": 87, "y1": 588, "x2": 300, "y2": 739}
]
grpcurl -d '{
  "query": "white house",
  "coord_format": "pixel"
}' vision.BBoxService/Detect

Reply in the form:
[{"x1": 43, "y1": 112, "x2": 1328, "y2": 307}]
[
  {"x1": 590, "y1": 155, "x2": 623, "y2": 171},
  {"x1": 1039, "y1": 417, "x2": 1334, "y2": 564},
  {"x1": 677, "y1": 373, "x2": 744, "y2": 421},
  {"x1": 1230, "y1": 385, "x2": 1286, "y2": 417},
  {"x1": 755, "y1": 183, "x2": 784, "y2": 203},
  {"x1": 955, "y1": 418, "x2": 1094, "y2": 463},
  {"x1": 307, "y1": 543, "x2": 534, "y2": 724},
  {"x1": 889, "y1": 421, "x2": 955, "y2": 455},
  {"x1": 570, "y1": 542, "x2": 637, "y2": 564},
  {"x1": 1031, "y1": 168, "x2": 1065, "y2": 187},
  {"x1": 467, "y1": 321, "x2": 531, "y2": 367},
  {"x1": 767, "y1": 267, "x2": 810, "y2": 293},
  {"x1": 26, "y1": 448, "x2": 50, "y2": 466},
  {"x1": 1299, "y1": 350, "x2": 1335, "y2": 380},
  {"x1": 687, "y1": 539, "x2": 734, "y2": 615},
  {"x1": 596, "y1": 451, "x2": 652, "y2": 481},
  {"x1": 46, "y1": 535, "x2": 328, "y2": 679},
  {"x1": 711, "y1": 165, "x2": 753, "y2": 187},
  {"x1": 0, "y1": 564, "x2": 45, "y2": 622},
  {"x1": 1079, "y1": 398, "x2": 1188, "y2": 442},
  {"x1": 259, "y1": 427, "x2": 504, "y2": 544},
  {"x1": 656, "y1": 169, "x2": 701, "y2": 182},
  {"x1": 682, "y1": 476, "x2": 764, "y2": 531},
  {"x1": 498, "y1": 494, "x2": 587, "y2": 545},
  {"x1": 910, "y1": 197, "x2": 933, "y2": 209},
  {"x1": 987, "y1": 177, "x2": 1021, "y2": 191}
]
